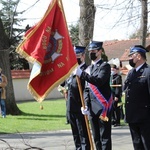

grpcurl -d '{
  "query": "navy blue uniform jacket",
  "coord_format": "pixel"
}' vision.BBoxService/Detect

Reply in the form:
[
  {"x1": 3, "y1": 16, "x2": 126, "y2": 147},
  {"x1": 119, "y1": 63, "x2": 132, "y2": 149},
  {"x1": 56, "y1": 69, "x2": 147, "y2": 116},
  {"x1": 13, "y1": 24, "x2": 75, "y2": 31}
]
[
  {"x1": 66, "y1": 63, "x2": 87, "y2": 112},
  {"x1": 81, "y1": 60, "x2": 112, "y2": 116},
  {"x1": 124, "y1": 63, "x2": 150, "y2": 123}
]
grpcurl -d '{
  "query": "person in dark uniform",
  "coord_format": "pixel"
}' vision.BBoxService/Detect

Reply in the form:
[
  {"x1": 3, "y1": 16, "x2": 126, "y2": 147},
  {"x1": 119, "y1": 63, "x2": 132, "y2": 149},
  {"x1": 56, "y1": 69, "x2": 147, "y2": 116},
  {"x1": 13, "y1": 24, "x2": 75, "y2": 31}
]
[
  {"x1": 60, "y1": 46, "x2": 90, "y2": 150},
  {"x1": 110, "y1": 64, "x2": 123, "y2": 127},
  {"x1": 124, "y1": 45, "x2": 150, "y2": 150},
  {"x1": 76, "y1": 41, "x2": 113, "y2": 150}
]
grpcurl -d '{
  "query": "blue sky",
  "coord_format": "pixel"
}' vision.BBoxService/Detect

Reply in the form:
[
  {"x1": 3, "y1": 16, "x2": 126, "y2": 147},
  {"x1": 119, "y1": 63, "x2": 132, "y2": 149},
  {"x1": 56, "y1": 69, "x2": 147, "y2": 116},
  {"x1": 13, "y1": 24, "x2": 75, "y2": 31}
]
[{"x1": 17, "y1": 0, "x2": 149, "y2": 41}]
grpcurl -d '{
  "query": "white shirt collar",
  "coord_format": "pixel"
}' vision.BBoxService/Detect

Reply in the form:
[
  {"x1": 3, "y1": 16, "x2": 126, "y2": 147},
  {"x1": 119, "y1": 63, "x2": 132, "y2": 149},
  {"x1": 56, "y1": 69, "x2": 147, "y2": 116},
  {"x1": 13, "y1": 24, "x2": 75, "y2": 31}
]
[
  {"x1": 91, "y1": 59, "x2": 101, "y2": 65},
  {"x1": 79, "y1": 62, "x2": 85, "y2": 68},
  {"x1": 136, "y1": 63, "x2": 144, "y2": 71}
]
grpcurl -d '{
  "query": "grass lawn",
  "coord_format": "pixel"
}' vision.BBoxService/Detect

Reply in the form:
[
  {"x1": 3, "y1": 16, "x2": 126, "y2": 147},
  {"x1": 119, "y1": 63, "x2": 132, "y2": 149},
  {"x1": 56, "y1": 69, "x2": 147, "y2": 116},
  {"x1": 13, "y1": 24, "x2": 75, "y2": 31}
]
[
  {"x1": 0, "y1": 97, "x2": 127, "y2": 134},
  {"x1": 0, "y1": 99, "x2": 71, "y2": 134}
]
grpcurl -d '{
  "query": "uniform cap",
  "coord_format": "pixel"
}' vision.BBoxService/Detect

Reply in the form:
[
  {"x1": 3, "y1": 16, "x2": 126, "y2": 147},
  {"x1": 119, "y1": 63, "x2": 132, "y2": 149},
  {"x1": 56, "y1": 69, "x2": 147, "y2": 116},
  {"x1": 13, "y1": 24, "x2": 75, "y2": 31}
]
[
  {"x1": 88, "y1": 41, "x2": 103, "y2": 51},
  {"x1": 129, "y1": 46, "x2": 147, "y2": 56},
  {"x1": 74, "y1": 46, "x2": 86, "y2": 54}
]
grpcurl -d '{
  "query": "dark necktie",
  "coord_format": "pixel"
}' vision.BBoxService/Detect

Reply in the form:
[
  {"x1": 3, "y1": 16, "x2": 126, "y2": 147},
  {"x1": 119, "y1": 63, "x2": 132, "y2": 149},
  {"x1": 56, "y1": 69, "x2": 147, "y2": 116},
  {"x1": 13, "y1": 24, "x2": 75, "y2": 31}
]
[
  {"x1": 130, "y1": 69, "x2": 136, "y2": 80},
  {"x1": 90, "y1": 65, "x2": 94, "y2": 74}
]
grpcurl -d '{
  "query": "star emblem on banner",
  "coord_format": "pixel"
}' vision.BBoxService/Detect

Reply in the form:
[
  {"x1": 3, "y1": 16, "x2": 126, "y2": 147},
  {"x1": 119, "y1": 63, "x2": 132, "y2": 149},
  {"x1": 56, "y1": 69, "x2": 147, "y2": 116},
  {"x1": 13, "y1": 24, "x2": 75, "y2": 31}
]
[{"x1": 44, "y1": 30, "x2": 63, "y2": 63}]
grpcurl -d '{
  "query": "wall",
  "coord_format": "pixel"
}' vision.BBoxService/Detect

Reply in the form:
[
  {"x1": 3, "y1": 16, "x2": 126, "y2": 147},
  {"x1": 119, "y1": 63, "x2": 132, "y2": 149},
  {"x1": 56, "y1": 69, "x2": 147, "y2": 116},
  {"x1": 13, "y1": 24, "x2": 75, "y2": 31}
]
[
  {"x1": 11, "y1": 70, "x2": 63, "y2": 101},
  {"x1": 146, "y1": 52, "x2": 150, "y2": 64}
]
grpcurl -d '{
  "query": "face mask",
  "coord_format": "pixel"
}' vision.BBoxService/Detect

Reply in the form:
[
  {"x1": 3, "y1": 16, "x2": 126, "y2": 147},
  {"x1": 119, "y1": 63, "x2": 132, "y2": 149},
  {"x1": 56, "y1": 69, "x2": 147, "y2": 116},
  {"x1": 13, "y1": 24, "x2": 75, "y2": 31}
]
[
  {"x1": 129, "y1": 59, "x2": 136, "y2": 67},
  {"x1": 89, "y1": 52, "x2": 97, "y2": 61},
  {"x1": 111, "y1": 71, "x2": 115, "y2": 75},
  {"x1": 77, "y1": 58, "x2": 82, "y2": 65}
]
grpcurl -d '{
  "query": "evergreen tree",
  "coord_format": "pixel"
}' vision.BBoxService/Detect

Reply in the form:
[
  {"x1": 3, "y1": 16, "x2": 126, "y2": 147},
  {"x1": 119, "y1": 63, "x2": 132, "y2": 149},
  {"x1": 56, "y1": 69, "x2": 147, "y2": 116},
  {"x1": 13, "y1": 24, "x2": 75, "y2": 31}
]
[
  {"x1": 0, "y1": 0, "x2": 29, "y2": 69},
  {"x1": 69, "y1": 22, "x2": 79, "y2": 46}
]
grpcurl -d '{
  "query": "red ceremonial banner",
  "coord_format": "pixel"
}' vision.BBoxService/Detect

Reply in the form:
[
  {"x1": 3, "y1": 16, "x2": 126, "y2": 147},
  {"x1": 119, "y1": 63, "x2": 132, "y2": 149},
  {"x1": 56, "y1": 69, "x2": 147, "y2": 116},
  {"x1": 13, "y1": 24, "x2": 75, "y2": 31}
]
[{"x1": 16, "y1": 0, "x2": 77, "y2": 102}]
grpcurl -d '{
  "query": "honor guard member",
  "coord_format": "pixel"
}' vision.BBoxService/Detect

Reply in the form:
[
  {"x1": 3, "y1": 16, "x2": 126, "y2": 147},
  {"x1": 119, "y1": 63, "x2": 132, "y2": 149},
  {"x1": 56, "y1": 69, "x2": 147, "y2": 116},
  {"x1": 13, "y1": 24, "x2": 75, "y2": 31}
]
[
  {"x1": 124, "y1": 45, "x2": 150, "y2": 150},
  {"x1": 61, "y1": 46, "x2": 90, "y2": 150},
  {"x1": 76, "y1": 41, "x2": 113, "y2": 150},
  {"x1": 110, "y1": 64, "x2": 123, "y2": 127}
]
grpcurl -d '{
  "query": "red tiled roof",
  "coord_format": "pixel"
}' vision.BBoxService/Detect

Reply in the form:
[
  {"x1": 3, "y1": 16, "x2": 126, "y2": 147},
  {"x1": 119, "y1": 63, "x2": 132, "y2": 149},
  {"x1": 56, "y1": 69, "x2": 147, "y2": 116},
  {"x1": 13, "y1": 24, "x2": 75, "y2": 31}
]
[
  {"x1": 103, "y1": 38, "x2": 150, "y2": 75},
  {"x1": 11, "y1": 70, "x2": 30, "y2": 79},
  {"x1": 103, "y1": 38, "x2": 150, "y2": 60},
  {"x1": 120, "y1": 49, "x2": 130, "y2": 61}
]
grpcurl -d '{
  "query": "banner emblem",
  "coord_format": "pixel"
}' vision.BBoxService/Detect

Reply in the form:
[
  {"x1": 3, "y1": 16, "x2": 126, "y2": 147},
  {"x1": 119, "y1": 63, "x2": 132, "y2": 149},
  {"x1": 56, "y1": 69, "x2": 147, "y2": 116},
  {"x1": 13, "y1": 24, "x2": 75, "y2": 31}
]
[{"x1": 44, "y1": 30, "x2": 63, "y2": 63}]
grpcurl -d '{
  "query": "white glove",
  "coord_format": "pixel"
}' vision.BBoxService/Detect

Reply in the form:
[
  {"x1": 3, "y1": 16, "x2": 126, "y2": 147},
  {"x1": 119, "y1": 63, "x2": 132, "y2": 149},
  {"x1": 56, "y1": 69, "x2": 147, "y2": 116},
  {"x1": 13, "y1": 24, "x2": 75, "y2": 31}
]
[
  {"x1": 81, "y1": 106, "x2": 89, "y2": 115},
  {"x1": 76, "y1": 66, "x2": 82, "y2": 77}
]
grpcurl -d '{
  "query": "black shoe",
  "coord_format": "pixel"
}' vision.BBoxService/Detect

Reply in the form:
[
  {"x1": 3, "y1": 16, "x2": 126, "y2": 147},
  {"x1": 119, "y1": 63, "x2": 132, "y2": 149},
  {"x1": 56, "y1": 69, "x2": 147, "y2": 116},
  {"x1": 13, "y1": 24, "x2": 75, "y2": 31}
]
[{"x1": 113, "y1": 124, "x2": 120, "y2": 127}]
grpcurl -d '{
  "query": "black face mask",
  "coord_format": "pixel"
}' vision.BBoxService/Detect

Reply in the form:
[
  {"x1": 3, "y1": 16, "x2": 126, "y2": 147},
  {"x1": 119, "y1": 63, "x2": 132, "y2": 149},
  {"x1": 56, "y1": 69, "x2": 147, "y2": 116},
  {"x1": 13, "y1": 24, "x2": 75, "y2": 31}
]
[
  {"x1": 129, "y1": 59, "x2": 136, "y2": 67},
  {"x1": 77, "y1": 58, "x2": 82, "y2": 65},
  {"x1": 89, "y1": 52, "x2": 97, "y2": 61}
]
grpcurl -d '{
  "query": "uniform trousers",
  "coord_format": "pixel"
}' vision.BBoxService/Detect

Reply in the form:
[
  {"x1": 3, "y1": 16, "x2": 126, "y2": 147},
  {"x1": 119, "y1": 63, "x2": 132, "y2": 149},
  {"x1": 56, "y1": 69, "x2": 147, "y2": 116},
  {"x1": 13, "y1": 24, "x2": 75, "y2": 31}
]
[
  {"x1": 129, "y1": 122, "x2": 150, "y2": 150},
  {"x1": 112, "y1": 101, "x2": 121, "y2": 125},
  {"x1": 68, "y1": 112, "x2": 90, "y2": 150},
  {"x1": 89, "y1": 113, "x2": 112, "y2": 150}
]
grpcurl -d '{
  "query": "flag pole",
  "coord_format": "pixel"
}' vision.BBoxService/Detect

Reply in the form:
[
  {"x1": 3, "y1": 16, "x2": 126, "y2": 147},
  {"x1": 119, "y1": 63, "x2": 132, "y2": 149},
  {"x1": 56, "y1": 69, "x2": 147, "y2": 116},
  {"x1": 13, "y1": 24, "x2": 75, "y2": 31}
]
[{"x1": 76, "y1": 76, "x2": 94, "y2": 150}]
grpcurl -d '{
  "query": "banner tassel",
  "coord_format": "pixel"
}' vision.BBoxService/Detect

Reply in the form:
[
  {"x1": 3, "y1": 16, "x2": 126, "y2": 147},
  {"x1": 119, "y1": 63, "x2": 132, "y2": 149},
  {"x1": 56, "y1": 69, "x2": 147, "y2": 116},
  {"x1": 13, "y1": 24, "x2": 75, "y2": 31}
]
[{"x1": 40, "y1": 103, "x2": 44, "y2": 110}]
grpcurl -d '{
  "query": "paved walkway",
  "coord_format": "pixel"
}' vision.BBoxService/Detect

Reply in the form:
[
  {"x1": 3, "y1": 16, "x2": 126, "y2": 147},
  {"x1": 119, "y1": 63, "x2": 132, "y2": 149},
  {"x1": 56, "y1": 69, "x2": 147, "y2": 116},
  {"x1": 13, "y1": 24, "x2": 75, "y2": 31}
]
[{"x1": 0, "y1": 126, "x2": 133, "y2": 150}]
